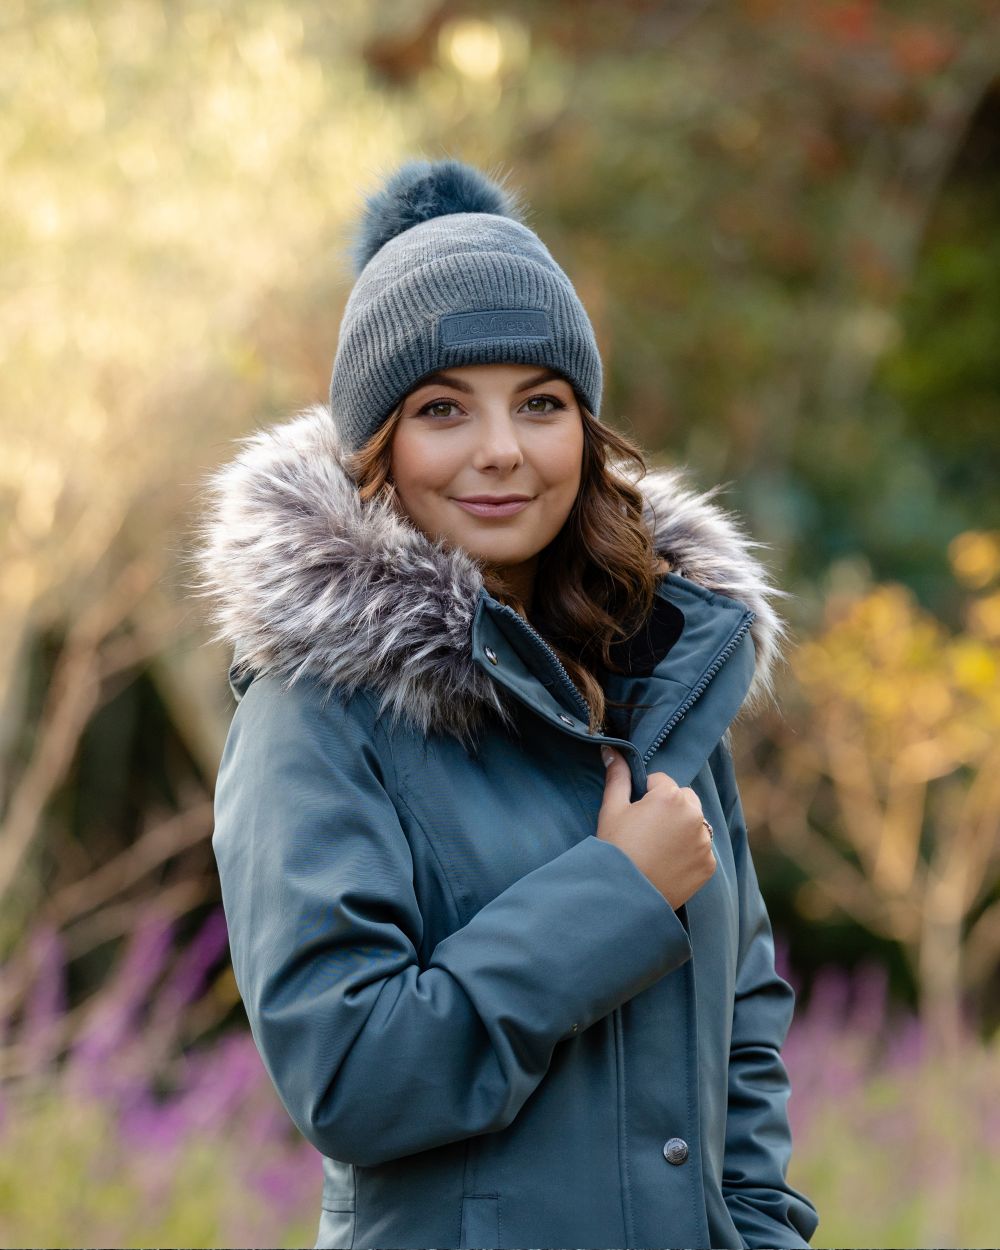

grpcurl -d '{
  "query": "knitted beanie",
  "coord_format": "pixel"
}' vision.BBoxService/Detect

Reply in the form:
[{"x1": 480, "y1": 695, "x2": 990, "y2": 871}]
[{"x1": 328, "y1": 158, "x2": 604, "y2": 455}]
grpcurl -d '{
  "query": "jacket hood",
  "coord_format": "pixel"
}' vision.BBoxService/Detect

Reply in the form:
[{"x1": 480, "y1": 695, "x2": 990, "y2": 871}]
[{"x1": 187, "y1": 403, "x2": 791, "y2": 743}]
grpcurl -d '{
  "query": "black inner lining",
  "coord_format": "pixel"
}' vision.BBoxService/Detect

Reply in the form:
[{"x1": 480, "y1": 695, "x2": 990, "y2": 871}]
[
  {"x1": 605, "y1": 595, "x2": 685, "y2": 678},
  {"x1": 599, "y1": 596, "x2": 685, "y2": 738}
]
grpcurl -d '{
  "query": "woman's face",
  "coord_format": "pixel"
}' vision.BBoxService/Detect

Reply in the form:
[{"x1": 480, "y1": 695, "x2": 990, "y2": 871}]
[{"x1": 389, "y1": 362, "x2": 585, "y2": 604}]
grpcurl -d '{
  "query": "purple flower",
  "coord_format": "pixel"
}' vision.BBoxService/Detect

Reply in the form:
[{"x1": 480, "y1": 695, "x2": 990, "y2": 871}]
[
  {"x1": 17, "y1": 921, "x2": 68, "y2": 1073},
  {"x1": 65, "y1": 911, "x2": 176, "y2": 1102},
  {"x1": 149, "y1": 907, "x2": 231, "y2": 1023}
]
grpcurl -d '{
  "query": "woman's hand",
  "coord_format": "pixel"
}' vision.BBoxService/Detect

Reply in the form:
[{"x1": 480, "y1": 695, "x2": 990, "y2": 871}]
[{"x1": 596, "y1": 747, "x2": 716, "y2": 911}]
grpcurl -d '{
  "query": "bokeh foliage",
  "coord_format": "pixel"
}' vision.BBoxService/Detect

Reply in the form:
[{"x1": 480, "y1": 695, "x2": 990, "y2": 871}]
[{"x1": 2, "y1": 2, "x2": 999, "y2": 1247}]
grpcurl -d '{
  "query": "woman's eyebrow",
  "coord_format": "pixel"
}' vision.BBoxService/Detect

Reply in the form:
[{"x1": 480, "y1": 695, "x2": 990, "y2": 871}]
[
  {"x1": 414, "y1": 372, "x2": 474, "y2": 393},
  {"x1": 514, "y1": 369, "x2": 565, "y2": 391},
  {"x1": 411, "y1": 368, "x2": 565, "y2": 395}
]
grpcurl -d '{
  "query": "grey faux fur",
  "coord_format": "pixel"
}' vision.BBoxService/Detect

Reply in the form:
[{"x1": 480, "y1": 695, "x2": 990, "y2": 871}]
[{"x1": 187, "y1": 403, "x2": 792, "y2": 747}]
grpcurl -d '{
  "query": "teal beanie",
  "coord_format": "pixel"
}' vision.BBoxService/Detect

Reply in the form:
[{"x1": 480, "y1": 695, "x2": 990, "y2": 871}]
[{"x1": 328, "y1": 158, "x2": 604, "y2": 455}]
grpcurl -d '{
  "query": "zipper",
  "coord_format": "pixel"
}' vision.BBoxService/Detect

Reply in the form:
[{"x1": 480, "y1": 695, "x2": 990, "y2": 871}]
[
  {"x1": 641, "y1": 610, "x2": 755, "y2": 764},
  {"x1": 492, "y1": 598, "x2": 756, "y2": 759},
  {"x1": 493, "y1": 602, "x2": 594, "y2": 725}
]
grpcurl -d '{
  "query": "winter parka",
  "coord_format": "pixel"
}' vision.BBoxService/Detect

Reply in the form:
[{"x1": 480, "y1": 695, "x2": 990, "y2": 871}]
[{"x1": 194, "y1": 403, "x2": 820, "y2": 1250}]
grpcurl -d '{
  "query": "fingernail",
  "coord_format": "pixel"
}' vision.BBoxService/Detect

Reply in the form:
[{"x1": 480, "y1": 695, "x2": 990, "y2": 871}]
[{"x1": 601, "y1": 746, "x2": 614, "y2": 768}]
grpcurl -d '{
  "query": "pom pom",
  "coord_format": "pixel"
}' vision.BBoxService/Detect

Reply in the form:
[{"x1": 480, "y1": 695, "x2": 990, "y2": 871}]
[{"x1": 347, "y1": 158, "x2": 527, "y2": 276}]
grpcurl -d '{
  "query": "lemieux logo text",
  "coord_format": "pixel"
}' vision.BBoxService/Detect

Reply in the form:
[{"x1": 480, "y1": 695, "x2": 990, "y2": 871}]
[{"x1": 439, "y1": 309, "x2": 552, "y2": 345}]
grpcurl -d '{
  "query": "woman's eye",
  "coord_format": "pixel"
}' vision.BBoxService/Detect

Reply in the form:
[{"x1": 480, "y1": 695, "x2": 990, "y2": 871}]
[
  {"x1": 418, "y1": 400, "x2": 461, "y2": 419},
  {"x1": 523, "y1": 394, "x2": 565, "y2": 414}
]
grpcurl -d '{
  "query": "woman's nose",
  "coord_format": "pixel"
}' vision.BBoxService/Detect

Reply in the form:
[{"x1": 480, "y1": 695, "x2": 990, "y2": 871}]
[{"x1": 471, "y1": 411, "x2": 524, "y2": 468}]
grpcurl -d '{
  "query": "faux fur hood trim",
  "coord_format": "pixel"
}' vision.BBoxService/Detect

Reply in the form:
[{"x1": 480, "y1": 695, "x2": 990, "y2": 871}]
[{"x1": 187, "y1": 403, "x2": 792, "y2": 745}]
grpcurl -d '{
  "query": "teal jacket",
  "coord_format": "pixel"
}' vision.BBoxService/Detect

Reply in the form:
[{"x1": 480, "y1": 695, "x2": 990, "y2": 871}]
[{"x1": 193, "y1": 404, "x2": 820, "y2": 1249}]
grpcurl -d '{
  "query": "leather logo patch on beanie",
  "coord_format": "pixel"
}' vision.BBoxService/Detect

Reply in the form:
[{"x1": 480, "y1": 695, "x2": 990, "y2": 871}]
[{"x1": 440, "y1": 309, "x2": 552, "y2": 345}]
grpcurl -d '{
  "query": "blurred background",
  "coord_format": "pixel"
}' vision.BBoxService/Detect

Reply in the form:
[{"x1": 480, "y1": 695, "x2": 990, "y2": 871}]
[{"x1": 1, "y1": 1, "x2": 999, "y2": 1246}]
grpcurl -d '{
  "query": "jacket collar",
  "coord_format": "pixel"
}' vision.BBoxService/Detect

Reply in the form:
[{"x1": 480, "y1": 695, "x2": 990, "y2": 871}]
[{"x1": 189, "y1": 403, "x2": 791, "y2": 749}]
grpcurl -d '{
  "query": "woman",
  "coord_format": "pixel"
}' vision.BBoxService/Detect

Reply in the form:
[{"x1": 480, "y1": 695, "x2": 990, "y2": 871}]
[{"x1": 191, "y1": 158, "x2": 819, "y2": 1250}]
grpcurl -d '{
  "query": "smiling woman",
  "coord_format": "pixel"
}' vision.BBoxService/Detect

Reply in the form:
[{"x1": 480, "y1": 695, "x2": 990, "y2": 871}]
[
  {"x1": 340, "y1": 353, "x2": 674, "y2": 729},
  {"x1": 387, "y1": 361, "x2": 585, "y2": 608},
  {"x1": 192, "y1": 157, "x2": 817, "y2": 1250}
]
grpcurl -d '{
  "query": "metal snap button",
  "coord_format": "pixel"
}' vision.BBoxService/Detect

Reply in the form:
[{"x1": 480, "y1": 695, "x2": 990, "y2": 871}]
[
  {"x1": 484, "y1": 646, "x2": 499, "y2": 665},
  {"x1": 558, "y1": 714, "x2": 575, "y2": 726},
  {"x1": 662, "y1": 1137, "x2": 689, "y2": 1165}
]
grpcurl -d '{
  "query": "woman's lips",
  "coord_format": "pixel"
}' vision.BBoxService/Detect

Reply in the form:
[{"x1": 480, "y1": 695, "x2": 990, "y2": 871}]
[{"x1": 451, "y1": 498, "x2": 534, "y2": 518}]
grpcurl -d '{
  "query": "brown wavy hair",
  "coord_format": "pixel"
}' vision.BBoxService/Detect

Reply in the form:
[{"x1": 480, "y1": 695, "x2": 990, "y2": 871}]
[{"x1": 341, "y1": 393, "x2": 669, "y2": 737}]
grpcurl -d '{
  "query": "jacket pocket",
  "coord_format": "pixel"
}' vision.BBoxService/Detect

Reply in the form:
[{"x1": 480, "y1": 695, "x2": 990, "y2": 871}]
[
  {"x1": 460, "y1": 1193, "x2": 500, "y2": 1249},
  {"x1": 313, "y1": 1203, "x2": 355, "y2": 1250},
  {"x1": 316, "y1": 1166, "x2": 356, "y2": 1250}
]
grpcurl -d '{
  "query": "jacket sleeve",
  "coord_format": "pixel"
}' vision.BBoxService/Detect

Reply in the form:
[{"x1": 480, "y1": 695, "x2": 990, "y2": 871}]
[
  {"x1": 712, "y1": 741, "x2": 820, "y2": 1249},
  {"x1": 211, "y1": 672, "x2": 694, "y2": 1168}
]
